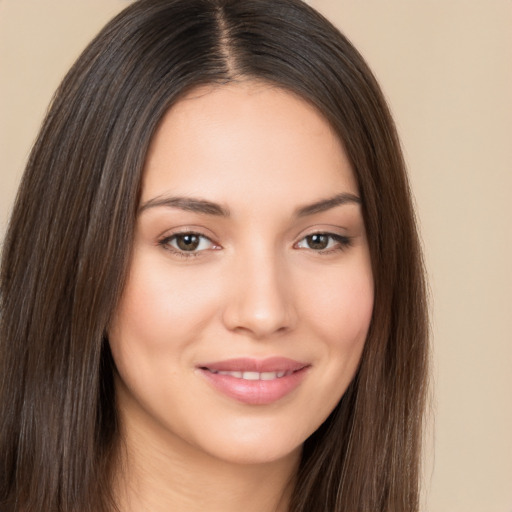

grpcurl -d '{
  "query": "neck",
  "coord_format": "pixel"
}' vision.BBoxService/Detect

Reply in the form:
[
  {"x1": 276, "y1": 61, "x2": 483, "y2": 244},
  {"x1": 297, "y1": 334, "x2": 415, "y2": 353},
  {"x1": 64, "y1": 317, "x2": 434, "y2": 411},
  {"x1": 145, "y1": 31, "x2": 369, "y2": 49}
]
[{"x1": 113, "y1": 408, "x2": 300, "y2": 512}]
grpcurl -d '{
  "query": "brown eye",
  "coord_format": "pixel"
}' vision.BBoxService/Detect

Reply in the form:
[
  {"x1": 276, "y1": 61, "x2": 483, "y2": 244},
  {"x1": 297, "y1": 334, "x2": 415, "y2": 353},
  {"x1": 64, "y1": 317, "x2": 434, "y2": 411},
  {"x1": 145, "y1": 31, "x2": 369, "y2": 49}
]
[
  {"x1": 160, "y1": 232, "x2": 217, "y2": 256},
  {"x1": 295, "y1": 233, "x2": 352, "y2": 253},
  {"x1": 175, "y1": 234, "x2": 201, "y2": 251},
  {"x1": 305, "y1": 234, "x2": 329, "y2": 250}
]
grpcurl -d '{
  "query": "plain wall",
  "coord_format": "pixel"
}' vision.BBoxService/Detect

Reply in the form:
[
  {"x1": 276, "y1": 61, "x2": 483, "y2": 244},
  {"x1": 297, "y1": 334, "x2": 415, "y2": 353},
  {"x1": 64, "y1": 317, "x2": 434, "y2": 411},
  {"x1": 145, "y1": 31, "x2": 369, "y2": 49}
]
[{"x1": 1, "y1": 1, "x2": 511, "y2": 511}]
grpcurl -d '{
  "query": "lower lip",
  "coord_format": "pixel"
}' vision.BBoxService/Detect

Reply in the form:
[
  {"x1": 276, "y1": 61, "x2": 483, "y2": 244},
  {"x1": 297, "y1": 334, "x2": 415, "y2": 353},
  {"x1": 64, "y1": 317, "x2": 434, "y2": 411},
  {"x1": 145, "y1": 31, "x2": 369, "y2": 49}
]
[{"x1": 198, "y1": 367, "x2": 309, "y2": 405}]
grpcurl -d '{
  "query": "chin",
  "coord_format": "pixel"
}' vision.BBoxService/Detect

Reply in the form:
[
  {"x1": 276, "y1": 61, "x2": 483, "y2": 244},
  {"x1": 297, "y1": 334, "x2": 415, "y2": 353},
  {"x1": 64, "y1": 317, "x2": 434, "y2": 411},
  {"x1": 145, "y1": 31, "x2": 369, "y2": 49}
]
[{"x1": 186, "y1": 416, "x2": 314, "y2": 467}]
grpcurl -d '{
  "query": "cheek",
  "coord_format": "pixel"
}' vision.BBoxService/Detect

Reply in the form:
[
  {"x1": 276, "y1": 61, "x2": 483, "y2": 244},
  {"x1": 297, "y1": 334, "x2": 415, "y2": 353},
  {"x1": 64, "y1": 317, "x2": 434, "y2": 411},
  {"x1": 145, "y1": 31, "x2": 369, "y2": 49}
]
[
  {"x1": 107, "y1": 259, "x2": 226, "y2": 414},
  {"x1": 107, "y1": 255, "x2": 223, "y2": 416},
  {"x1": 110, "y1": 254, "x2": 220, "y2": 353},
  {"x1": 303, "y1": 263, "x2": 373, "y2": 415},
  {"x1": 306, "y1": 261, "x2": 374, "y2": 349}
]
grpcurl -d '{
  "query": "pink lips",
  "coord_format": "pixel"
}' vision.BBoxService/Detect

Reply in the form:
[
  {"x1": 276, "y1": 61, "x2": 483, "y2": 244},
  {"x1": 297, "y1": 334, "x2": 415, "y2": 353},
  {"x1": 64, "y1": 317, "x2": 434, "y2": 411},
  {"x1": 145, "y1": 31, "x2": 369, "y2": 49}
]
[{"x1": 197, "y1": 357, "x2": 310, "y2": 405}]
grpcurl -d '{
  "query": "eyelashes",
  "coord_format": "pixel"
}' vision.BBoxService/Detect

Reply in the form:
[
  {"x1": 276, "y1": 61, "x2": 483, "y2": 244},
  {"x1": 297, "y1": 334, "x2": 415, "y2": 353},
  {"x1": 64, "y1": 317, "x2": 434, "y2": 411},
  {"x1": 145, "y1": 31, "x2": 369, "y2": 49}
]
[
  {"x1": 158, "y1": 231, "x2": 353, "y2": 259},
  {"x1": 295, "y1": 233, "x2": 351, "y2": 252},
  {"x1": 158, "y1": 232, "x2": 219, "y2": 258}
]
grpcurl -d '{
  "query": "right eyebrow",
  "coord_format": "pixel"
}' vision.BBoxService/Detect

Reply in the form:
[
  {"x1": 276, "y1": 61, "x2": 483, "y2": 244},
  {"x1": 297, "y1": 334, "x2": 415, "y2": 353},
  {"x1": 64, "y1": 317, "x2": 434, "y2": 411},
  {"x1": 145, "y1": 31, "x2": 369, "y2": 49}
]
[{"x1": 138, "y1": 195, "x2": 230, "y2": 217}]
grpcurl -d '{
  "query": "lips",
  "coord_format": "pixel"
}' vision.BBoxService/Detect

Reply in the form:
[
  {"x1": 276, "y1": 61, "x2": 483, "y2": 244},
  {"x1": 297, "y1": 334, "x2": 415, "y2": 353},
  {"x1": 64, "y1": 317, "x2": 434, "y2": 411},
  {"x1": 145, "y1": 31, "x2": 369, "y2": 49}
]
[
  {"x1": 197, "y1": 357, "x2": 310, "y2": 405},
  {"x1": 206, "y1": 369, "x2": 292, "y2": 380}
]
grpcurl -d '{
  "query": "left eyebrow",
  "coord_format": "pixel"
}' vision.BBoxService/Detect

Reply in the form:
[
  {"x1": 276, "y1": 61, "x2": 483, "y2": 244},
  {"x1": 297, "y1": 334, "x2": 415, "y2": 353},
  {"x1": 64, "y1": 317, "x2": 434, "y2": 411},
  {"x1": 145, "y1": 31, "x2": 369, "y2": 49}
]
[{"x1": 294, "y1": 192, "x2": 361, "y2": 217}]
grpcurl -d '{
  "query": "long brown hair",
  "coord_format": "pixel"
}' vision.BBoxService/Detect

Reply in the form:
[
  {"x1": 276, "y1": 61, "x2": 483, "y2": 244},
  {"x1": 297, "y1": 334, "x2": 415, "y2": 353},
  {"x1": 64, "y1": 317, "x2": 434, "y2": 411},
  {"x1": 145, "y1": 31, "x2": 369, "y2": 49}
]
[{"x1": 0, "y1": 1, "x2": 429, "y2": 510}]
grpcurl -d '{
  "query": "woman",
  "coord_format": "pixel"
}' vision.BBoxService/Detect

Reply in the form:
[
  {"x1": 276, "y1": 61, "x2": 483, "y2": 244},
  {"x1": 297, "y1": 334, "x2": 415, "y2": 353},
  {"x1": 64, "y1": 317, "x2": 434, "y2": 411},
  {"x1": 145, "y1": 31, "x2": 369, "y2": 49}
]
[{"x1": 0, "y1": 0, "x2": 429, "y2": 511}]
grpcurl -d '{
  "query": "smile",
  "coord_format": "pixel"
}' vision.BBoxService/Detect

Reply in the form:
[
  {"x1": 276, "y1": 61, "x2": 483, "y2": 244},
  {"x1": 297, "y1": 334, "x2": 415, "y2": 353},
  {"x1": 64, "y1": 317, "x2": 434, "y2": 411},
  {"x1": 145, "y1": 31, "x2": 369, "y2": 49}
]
[
  {"x1": 197, "y1": 357, "x2": 310, "y2": 405},
  {"x1": 205, "y1": 369, "x2": 293, "y2": 380}
]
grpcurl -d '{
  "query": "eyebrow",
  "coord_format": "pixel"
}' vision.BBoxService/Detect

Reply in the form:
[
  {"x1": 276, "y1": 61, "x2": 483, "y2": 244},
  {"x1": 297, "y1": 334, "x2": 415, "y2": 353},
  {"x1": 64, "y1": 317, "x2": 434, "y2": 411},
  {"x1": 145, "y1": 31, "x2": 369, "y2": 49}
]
[
  {"x1": 138, "y1": 192, "x2": 361, "y2": 217},
  {"x1": 294, "y1": 192, "x2": 361, "y2": 217},
  {"x1": 138, "y1": 196, "x2": 230, "y2": 216}
]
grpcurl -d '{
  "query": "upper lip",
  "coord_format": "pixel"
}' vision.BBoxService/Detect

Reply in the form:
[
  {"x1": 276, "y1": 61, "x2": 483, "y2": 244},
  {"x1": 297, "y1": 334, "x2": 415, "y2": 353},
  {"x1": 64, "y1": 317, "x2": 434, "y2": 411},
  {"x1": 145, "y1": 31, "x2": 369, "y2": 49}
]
[{"x1": 198, "y1": 357, "x2": 309, "y2": 373}]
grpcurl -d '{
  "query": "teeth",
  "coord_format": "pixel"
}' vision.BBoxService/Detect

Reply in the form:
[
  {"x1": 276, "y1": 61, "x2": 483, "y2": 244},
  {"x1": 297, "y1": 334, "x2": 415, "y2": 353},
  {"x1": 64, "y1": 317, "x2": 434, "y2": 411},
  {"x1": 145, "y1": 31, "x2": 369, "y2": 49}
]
[
  {"x1": 209, "y1": 369, "x2": 292, "y2": 380},
  {"x1": 218, "y1": 370, "x2": 242, "y2": 378},
  {"x1": 242, "y1": 371, "x2": 260, "y2": 380}
]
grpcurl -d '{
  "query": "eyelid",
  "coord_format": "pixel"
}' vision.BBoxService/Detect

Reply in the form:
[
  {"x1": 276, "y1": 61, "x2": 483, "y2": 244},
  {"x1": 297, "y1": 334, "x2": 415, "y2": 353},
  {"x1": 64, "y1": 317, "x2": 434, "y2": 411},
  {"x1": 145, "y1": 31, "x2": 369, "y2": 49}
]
[
  {"x1": 293, "y1": 231, "x2": 352, "y2": 253},
  {"x1": 158, "y1": 229, "x2": 221, "y2": 258},
  {"x1": 156, "y1": 226, "x2": 352, "y2": 258}
]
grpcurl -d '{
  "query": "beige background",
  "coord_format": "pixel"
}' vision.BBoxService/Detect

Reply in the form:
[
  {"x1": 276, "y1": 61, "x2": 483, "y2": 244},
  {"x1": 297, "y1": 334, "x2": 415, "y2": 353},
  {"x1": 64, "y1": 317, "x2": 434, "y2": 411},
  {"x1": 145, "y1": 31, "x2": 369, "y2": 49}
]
[{"x1": 1, "y1": 1, "x2": 511, "y2": 511}]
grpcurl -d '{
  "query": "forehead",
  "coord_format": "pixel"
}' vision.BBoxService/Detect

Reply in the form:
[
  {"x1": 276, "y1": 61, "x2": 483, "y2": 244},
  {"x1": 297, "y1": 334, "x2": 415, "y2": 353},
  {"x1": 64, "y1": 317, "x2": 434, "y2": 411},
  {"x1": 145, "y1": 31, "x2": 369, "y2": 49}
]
[{"x1": 141, "y1": 82, "x2": 358, "y2": 211}]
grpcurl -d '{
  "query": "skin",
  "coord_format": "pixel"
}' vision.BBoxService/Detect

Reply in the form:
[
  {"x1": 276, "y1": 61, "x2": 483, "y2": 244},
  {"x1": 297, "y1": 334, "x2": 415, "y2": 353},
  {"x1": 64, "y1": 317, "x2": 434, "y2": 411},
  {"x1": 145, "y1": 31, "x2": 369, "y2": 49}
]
[{"x1": 108, "y1": 82, "x2": 374, "y2": 512}]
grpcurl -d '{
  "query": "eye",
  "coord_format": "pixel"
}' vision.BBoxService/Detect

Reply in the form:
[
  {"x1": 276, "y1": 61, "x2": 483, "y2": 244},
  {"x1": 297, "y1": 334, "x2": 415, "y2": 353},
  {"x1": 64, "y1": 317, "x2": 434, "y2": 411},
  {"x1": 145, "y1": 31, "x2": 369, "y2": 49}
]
[
  {"x1": 159, "y1": 232, "x2": 218, "y2": 256},
  {"x1": 295, "y1": 233, "x2": 351, "y2": 252}
]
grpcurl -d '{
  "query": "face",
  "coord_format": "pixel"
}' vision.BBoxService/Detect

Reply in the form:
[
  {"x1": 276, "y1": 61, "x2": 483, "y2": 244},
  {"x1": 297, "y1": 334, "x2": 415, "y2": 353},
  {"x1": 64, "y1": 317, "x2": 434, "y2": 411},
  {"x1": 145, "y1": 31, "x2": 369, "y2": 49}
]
[{"x1": 109, "y1": 82, "x2": 374, "y2": 466}]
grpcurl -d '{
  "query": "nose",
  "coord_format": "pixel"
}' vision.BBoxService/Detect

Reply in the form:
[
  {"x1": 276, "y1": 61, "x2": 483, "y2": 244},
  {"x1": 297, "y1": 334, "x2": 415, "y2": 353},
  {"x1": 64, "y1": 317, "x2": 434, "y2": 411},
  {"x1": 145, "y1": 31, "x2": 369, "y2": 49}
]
[{"x1": 221, "y1": 247, "x2": 297, "y2": 339}]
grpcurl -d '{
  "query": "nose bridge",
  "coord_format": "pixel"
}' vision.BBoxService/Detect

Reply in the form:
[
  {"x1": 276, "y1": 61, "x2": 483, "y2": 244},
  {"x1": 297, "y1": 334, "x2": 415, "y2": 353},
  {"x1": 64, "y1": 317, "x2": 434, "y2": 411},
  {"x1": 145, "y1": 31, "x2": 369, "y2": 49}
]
[{"x1": 222, "y1": 238, "x2": 296, "y2": 338}]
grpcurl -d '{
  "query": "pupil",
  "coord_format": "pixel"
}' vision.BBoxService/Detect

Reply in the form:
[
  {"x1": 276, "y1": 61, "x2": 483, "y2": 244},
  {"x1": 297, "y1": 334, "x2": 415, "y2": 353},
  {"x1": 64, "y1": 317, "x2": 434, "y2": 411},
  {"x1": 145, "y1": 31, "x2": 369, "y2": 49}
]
[
  {"x1": 308, "y1": 234, "x2": 328, "y2": 250},
  {"x1": 177, "y1": 234, "x2": 199, "y2": 251}
]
